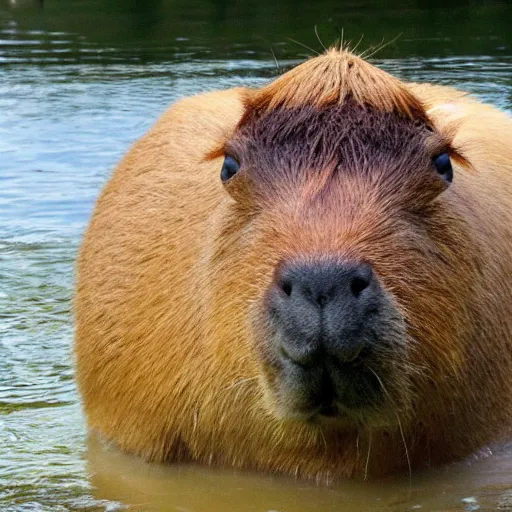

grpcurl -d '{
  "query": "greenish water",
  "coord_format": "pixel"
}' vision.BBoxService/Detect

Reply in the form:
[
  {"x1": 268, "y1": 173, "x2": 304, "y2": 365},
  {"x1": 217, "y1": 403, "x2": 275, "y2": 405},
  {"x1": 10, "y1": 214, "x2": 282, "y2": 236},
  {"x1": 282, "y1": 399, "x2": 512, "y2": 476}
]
[{"x1": 0, "y1": 0, "x2": 511, "y2": 510}]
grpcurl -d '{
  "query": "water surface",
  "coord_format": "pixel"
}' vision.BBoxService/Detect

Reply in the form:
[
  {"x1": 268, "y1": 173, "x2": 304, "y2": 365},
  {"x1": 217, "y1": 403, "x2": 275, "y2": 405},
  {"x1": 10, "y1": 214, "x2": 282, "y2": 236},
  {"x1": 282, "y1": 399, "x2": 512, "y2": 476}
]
[{"x1": 0, "y1": 0, "x2": 511, "y2": 510}]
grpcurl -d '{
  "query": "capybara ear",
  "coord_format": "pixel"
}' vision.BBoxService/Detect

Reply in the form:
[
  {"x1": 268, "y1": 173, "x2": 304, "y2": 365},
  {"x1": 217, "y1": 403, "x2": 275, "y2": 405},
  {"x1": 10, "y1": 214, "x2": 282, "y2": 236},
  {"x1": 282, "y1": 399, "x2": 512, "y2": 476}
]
[
  {"x1": 426, "y1": 103, "x2": 474, "y2": 172},
  {"x1": 427, "y1": 101, "x2": 466, "y2": 121},
  {"x1": 203, "y1": 88, "x2": 255, "y2": 163}
]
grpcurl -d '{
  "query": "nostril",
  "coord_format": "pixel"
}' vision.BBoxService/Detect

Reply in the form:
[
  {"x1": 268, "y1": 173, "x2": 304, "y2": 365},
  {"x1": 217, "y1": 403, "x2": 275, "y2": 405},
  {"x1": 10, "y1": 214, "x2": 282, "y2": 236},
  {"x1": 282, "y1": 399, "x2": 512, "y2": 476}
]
[
  {"x1": 276, "y1": 260, "x2": 375, "y2": 302},
  {"x1": 281, "y1": 280, "x2": 292, "y2": 297},
  {"x1": 316, "y1": 294, "x2": 328, "y2": 307},
  {"x1": 350, "y1": 275, "x2": 370, "y2": 297}
]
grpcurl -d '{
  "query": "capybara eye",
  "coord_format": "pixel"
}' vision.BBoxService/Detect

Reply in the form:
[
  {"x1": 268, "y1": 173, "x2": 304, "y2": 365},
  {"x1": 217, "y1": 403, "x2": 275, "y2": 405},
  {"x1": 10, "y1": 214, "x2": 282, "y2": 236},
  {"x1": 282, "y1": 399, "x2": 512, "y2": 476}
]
[
  {"x1": 221, "y1": 155, "x2": 240, "y2": 182},
  {"x1": 433, "y1": 153, "x2": 453, "y2": 183}
]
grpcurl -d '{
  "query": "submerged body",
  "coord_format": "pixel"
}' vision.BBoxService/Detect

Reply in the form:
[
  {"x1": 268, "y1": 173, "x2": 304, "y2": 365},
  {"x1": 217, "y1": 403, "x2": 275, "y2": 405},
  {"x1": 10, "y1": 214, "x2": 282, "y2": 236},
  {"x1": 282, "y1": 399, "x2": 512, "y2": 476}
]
[{"x1": 75, "y1": 50, "x2": 512, "y2": 479}]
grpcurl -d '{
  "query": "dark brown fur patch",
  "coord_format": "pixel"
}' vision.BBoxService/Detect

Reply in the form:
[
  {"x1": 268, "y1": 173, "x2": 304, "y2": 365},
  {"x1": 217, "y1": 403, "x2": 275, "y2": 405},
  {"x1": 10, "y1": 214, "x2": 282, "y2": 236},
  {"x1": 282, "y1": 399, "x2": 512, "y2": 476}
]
[{"x1": 228, "y1": 101, "x2": 449, "y2": 205}]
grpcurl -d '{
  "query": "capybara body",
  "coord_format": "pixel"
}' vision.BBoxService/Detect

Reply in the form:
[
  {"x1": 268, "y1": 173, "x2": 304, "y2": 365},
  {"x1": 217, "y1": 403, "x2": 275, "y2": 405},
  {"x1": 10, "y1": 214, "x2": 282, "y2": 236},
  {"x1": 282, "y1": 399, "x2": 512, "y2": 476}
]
[{"x1": 75, "y1": 50, "x2": 512, "y2": 480}]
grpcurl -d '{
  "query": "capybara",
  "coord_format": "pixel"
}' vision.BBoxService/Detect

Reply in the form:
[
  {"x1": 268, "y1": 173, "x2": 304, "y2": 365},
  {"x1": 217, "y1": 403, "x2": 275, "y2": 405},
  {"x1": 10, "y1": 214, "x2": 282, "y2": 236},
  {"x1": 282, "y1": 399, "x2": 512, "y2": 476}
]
[{"x1": 75, "y1": 49, "x2": 512, "y2": 480}]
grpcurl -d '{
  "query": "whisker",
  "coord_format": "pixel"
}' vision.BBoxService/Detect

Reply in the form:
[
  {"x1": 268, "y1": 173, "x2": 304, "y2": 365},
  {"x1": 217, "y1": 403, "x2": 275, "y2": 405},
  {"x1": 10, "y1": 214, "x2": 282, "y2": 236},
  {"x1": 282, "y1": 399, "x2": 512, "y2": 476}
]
[
  {"x1": 287, "y1": 38, "x2": 321, "y2": 56},
  {"x1": 358, "y1": 37, "x2": 385, "y2": 59},
  {"x1": 362, "y1": 33, "x2": 402, "y2": 60},
  {"x1": 333, "y1": 26, "x2": 343, "y2": 52},
  {"x1": 314, "y1": 24, "x2": 327, "y2": 52},
  {"x1": 367, "y1": 366, "x2": 392, "y2": 402},
  {"x1": 318, "y1": 426, "x2": 328, "y2": 450},
  {"x1": 396, "y1": 412, "x2": 412, "y2": 492},
  {"x1": 364, "y1": 430, "x2": 372, "y2": 481},
  {"x1": 367, "y1": 366, "x2": 413, "y2": 488},
  {"x1": 350, "y1": 33, "x2": 365, "y2": 54},
  {"x1": 269, "y1": 45, "x2": 281, "y2": 73},
  {"x1": 253, "y1": 36, "x2": 281, "y2": 74}
]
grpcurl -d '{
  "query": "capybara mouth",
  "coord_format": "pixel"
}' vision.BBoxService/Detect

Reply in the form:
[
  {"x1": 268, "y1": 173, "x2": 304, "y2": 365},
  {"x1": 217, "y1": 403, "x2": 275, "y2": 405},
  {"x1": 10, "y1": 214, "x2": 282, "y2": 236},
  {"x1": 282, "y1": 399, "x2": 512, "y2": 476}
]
[{"x1": 271, "y1": 346, "x2": 391, "y2": 423}]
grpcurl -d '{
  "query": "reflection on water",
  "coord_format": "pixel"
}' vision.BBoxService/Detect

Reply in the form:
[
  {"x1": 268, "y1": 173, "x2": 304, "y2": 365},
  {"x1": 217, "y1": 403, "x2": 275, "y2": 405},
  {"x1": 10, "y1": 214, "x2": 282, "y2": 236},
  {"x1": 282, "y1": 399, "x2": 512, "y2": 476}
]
[
  {"x1": 0, "y1": 0, "x2": 511, "y2": 510},
  {"x1": 1, "y1": 0, "x2": 511, "y2": 63}
]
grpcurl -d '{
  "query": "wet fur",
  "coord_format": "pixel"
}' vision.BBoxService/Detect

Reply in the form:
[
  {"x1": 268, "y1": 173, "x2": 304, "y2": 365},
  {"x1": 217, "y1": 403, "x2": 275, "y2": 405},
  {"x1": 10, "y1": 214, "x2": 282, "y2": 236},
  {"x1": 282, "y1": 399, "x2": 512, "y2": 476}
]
[{"x1": 75, "y1": 49, "x2": 512, "y2": 480}]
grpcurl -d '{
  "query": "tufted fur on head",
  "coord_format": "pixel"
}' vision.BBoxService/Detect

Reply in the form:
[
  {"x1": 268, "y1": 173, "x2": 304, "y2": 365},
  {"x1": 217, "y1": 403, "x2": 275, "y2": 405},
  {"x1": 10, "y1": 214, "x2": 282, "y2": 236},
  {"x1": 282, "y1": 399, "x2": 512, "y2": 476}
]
[{"x1": 248, "y1": 49, "x2": 425, "y2": 117}]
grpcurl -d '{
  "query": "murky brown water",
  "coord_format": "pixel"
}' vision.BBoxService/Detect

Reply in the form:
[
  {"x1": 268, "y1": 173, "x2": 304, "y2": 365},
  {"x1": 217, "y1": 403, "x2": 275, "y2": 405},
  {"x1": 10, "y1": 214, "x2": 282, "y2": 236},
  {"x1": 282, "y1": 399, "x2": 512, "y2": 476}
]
[
  {"x1": 88, "y1": 438, "x2": 512, "y2": 512},
  {"x1": 1, "y1": 0, "x2": 511, "y2": 510}
]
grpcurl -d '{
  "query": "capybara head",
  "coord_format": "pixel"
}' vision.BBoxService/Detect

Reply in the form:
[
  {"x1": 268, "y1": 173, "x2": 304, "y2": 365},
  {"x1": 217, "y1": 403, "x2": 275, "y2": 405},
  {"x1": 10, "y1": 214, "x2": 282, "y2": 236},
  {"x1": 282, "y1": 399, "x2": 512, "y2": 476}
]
[{"x1": 205, "y1": 50, "x2": 477, "y2": 433}]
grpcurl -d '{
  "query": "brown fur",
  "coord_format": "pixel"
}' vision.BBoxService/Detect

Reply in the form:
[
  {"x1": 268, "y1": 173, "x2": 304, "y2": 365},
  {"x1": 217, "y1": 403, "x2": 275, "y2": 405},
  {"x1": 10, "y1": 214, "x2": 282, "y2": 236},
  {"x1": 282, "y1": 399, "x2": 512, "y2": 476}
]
[
  {"x1": 248, "y1": 49, "x2": 425, "y2": 117},
  {"x1": 75, "y1": 49, "x2": 512, "y2": 480}
]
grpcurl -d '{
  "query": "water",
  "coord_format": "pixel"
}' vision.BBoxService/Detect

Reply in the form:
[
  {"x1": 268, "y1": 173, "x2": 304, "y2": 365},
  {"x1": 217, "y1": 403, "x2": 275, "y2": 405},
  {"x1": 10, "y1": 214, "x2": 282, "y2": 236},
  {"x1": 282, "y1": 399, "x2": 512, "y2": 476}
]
[{"x1": 0, "y1": 0, "x2": 511, "y2": 510}]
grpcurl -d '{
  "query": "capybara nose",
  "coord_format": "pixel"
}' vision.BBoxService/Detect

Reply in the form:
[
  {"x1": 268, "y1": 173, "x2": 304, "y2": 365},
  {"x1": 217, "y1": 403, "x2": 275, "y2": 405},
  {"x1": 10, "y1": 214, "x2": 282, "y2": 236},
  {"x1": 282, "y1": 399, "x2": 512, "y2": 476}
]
[{"x1": 271, "y1": 259, "x2": 378, "y2": 366}]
